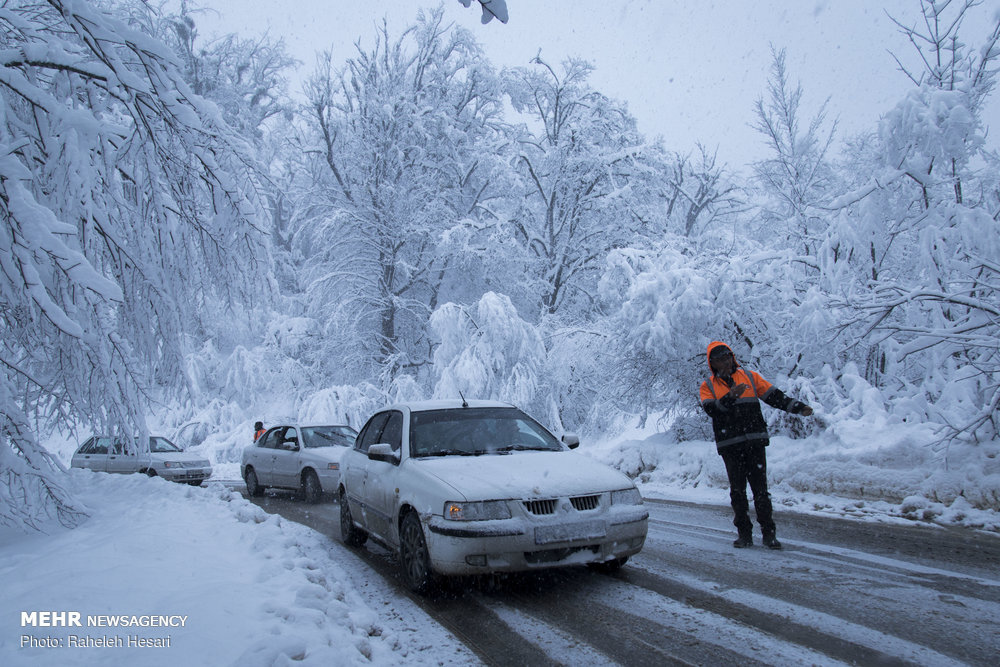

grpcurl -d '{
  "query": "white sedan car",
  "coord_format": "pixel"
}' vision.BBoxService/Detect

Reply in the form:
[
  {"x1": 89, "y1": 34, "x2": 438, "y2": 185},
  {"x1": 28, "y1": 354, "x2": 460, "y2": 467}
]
[
  {"x1": 338, "y1": 400, "x2": 648, "y2": 593},
  {"x1": 70, "y1": 436, "x2": 212, "y2": 485},
  {"x1": 241, "y1": 424, "x2": 357, "y2": 503}
]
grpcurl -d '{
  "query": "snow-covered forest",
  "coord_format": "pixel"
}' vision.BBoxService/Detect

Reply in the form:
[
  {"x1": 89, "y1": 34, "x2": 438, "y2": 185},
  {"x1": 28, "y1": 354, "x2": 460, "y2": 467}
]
[{"x1": 2, "y1": 0, "x2": 999, "y2": 530}]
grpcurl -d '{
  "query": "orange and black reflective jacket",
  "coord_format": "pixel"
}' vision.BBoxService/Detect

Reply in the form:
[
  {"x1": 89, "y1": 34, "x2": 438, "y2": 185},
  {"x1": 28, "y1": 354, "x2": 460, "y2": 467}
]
[{"x1": 699, "y1": 341, "x2": 804, "y2": 452}]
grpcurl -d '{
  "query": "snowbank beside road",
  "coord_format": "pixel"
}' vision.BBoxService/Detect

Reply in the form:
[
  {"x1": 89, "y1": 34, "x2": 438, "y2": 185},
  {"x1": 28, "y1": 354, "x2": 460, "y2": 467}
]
[
  {"x1": 0, "y1": 472, "x2": 477, "y2": 667},
  {"x1": 588, "y1": 414, "x2": 1000, "y2": 533}
]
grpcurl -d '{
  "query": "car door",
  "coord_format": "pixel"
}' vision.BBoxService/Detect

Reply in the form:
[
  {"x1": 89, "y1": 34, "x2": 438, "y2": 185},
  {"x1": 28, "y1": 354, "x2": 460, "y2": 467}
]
[
  {"x1": 106, "y1": 439, "x2": 139, "y2": 474},
  {"x1": 251, "y1": 428, "x2": 282, "y2": 485},
  {"x1": 347, "y1": 412, "x2": 390, "y2": 530},
  {"x1": 272, "y1": 427, "x2": 302, "y2": 488},
  {"x1": 364, "y1": 410, "x2": 404, "y2": 542},
  {"x1": 73, "y1": 437, "x2": 111, "y2": 472}
]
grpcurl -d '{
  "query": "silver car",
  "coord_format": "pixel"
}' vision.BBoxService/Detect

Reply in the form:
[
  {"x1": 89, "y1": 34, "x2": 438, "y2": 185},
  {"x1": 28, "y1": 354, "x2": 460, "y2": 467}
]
[
  {"x1": 241, "y1": 424, "x2": 357, "y2": 503},
  {"x1": 70, "y1": 436, "x2": 213, "y2": 486},
  {"x1": 338, "y1": 400, "x2": 648, "y2": 593}
]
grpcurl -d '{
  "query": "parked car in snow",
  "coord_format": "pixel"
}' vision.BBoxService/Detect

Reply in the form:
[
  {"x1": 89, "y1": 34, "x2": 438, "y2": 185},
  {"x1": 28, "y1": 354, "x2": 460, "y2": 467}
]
[
  {"x1": 70, "y1": 436, "x2": 213, "y2": 486},
  {"x1": 337, "y1": 400, "x2": 648, "y2": 593},
  {"x1": 241, "y1": 424, "x2": 357, "y2": 503}
]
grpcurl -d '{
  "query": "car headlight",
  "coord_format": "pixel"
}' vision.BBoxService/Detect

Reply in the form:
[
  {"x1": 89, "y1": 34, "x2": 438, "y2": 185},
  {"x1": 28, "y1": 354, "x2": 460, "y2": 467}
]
[
  {"x1": 611, "y1": 488, "x2": 643, "y2": 505},
  {"x1": 162, "y1": 461, "x2": 184, "y2": 469},
  {"x1": 444, "y1": 500, "x2": 512, "y2": 521}
]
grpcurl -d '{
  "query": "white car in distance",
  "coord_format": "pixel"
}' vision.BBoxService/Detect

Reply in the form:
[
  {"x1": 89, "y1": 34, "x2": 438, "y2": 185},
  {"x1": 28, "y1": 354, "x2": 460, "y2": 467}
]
[
  {"x1": 70, "y1": 436, "x2": 212, "y2": 485},
  {"x1": 338, "y1": 400, "x2": 648, "y2": 593},
  {"x1": 242, "y1": 424, "x2": 357, "y2": 503}
]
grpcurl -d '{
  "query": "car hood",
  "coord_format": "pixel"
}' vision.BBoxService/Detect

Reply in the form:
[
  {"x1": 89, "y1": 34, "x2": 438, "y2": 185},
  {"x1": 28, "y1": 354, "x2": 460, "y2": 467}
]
[
  {"x1": 299, "y1": 447, "x2": 347, "y2": 463},
  {"x1": 413, "y1": 450, "x2": 632, "y2": 501}
]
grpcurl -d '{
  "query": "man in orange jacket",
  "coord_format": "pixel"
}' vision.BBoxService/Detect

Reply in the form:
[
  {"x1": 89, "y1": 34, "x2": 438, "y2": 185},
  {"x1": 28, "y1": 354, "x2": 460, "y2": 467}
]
[{"x1": 700, "y1": 341, "x2": 814, "y2": 549}]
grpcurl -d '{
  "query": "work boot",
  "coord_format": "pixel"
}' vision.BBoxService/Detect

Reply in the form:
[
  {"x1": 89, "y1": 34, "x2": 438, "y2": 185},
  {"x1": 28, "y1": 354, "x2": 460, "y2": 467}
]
[
  {"x1": 762, "y1": 532, "x2": 782, "y2": 550},
  {"x1": 732, "y1": 532, "x2": 752, "y2": 548}
]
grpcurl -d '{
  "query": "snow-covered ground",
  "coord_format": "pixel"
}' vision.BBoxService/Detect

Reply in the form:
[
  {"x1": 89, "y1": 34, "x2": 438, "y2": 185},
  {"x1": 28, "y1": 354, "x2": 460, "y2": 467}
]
[
  {"x1": 3, "y1": 412, "x2": 998, "y2": 666},
  {"x1": 0, "y1": 471, "x2": 479, "y2": 667}
]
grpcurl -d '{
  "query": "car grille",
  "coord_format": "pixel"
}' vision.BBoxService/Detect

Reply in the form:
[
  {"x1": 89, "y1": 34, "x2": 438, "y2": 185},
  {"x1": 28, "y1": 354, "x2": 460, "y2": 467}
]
[
  {"x1": 523, "y1": 495, "x2": 602, "y2": 515},
  {"x1": 570, "y1": 494, "x2": 601, "y2": 511},
  {"x1": 523, "y1": 499, "x2": 557, "y2": 515}
]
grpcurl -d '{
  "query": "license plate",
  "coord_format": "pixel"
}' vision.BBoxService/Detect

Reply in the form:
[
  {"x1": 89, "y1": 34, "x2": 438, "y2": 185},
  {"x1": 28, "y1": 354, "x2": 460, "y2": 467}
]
[{"x1": 534, "y1": 520, "x2": 606, "y2": 545}]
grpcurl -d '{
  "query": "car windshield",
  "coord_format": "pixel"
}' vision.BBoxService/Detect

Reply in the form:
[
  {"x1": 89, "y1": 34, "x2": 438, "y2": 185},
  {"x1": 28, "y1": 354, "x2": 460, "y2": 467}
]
[
  {"x1": 148, "y1": 437, "x2": 182, "y2": 453},
  {"x1": 409, "y1": 407, "x2": 562, "y2": 458},
  {"x1": 301, "y1": 426, "x2": 356, "y2": 448}
]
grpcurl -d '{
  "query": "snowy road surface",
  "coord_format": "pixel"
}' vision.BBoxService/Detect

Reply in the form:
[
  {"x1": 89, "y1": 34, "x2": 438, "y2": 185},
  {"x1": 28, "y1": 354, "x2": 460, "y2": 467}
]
[{"x1": 248, "y1": 492, "x2": 1000, "y2": 666}]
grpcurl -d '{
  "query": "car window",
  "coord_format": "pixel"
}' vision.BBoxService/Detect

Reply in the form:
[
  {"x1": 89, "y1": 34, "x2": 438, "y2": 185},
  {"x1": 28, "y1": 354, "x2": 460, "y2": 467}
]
[
  {"x1": 409, "y1": 407, "x2": 562, "y2": 457},
  {"x1": 283, "y1": 427, "x2": 299, "y2": 449},
  {"x1": 82, "y1": 437, "x2": 112, "y2": 455},
  {"x1": 301, "y1": 426, "x2": 355, "y2": 448},
  {"x1": 380, "y1": 412, "x2": 403, "y2": 453},
  {"x1": 148, "y1": 437, "x2": 182, "y2": 453},
  {"x1": 260, "y1": 428, "x2": 282, "y2": 449},
  {"x1": 356, "y1": 412, "x2": 390, "y2": 454},
  {"x1": 78, "y1": 437, "x2": 96, "y2": 454}
]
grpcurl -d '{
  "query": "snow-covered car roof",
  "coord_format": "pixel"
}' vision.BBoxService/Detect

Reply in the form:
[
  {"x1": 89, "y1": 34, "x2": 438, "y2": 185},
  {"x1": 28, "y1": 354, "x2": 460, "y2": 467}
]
[{"x1": 383, "y1": 399, "x2": 515, "y2": 413}]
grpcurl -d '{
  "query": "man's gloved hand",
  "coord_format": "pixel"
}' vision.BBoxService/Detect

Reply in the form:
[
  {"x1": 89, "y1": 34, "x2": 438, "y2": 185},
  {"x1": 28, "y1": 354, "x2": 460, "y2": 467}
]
[
  {"x1": 720, "y1": 383, "x2": 748, "y2": 408},
  {"x1": 792, "y1": 401, "x2": 814, "y2": 416}
]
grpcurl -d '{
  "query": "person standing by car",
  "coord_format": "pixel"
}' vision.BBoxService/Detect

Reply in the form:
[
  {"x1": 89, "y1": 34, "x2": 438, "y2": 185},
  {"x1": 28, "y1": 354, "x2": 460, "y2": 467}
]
[
  {"x1": 254, "y1": 421, "x2": 266, "y2": 442},
  {"x1": 699, "y1": 341, "x2": 814, "y2": 550}
]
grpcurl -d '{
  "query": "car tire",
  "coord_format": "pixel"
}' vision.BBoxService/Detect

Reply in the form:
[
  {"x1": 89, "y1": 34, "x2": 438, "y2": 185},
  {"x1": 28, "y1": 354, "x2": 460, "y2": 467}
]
[
  {"x1": 187, "y1": 481, "x2": 202, "y2": 487},
  {"x1": 589, "y1": 556, "x2": 628, "y2": 574},
  {"x1": 145, "y1": 469, "x2": 157, "y2": 477},
  {"x1": 339, "y1": 489, "x2": 367, "y2": 547},
  {"x1": 399, "y1": 511, "x2": 437, "y2": 594},
  {"x1": 244, "y1": 467, "x2": 265, "y2": 497},
  {"x1": 302, "y1": 470, "x2": 323, "y2": 504}
]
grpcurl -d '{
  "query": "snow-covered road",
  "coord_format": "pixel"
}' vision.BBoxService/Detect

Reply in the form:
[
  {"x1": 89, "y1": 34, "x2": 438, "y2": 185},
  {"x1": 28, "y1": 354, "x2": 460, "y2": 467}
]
[{"x1": 252, "y1": 493, "x2": 1000, "y2": 666}]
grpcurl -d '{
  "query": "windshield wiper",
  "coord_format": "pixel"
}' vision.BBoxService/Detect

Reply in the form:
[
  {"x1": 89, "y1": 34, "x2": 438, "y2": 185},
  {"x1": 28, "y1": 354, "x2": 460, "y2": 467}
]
[
  {"x1": 421, "y1": 448, "x2": 480, "y2": 457},
  {"x1": 493, "y1": 444, "x2": 550, "y2": 452}
]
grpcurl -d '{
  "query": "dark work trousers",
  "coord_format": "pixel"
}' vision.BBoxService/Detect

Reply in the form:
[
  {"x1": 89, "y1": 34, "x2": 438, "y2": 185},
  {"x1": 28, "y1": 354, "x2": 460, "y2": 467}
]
[{"x1": 719, "y1": 441, "x2": 776, "y2": 537}]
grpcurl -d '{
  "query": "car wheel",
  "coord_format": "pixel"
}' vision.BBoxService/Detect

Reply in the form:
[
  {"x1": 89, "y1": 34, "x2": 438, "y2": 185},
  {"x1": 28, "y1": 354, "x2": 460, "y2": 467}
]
[
  {"x1": 187, "y1": 481, "x2": 202, "y2": 487},
  {"x1": 589, "y1": 556, "x2": 628, "y2": 574},
  {"x1": 399, "y1": 511, "x2": 436, "y2": 594},
  {"x1": 302, "y1": 470, "x2": 323, "y2": 504},
  {"x1": 145, "y1": 469, "x2": 157, "y2": 477},
  {"x1": 339, "y1": 489, "x2": 367, "y2": 547},
  {"x1": 244, "y1": 467, "x2": 265, "y2": 497}
]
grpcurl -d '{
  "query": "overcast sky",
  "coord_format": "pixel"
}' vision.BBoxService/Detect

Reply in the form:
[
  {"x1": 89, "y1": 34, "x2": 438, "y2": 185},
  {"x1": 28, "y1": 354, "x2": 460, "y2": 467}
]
[{"x1": 194, "y1": 0, "x2": 1000, "y2": 169}]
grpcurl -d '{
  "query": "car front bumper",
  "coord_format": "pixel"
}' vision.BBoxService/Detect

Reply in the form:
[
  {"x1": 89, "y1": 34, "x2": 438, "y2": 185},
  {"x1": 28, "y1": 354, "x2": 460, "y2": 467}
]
[
  {"x1": 316, "y1": 468, "x2": 340, "y2": 493},
  {"x1": 425, "y1": 507, "x2": 648, "y2": 575},
  {"x1": 160, "y1": 467, "x2": 213, "y2": 484}
]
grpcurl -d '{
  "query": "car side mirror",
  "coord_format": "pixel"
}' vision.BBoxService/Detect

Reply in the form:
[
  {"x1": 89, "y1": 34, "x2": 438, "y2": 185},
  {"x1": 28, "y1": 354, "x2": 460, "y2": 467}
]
[
  {"x1": 281, "y1": 439, "x2": 299, "y2": 451},
  {"x1": 561, "y1": 433, "x2": 580, "y2": 450},
  {"x1": 367, "y1": 443, "x2": 400, "y2": 464}
]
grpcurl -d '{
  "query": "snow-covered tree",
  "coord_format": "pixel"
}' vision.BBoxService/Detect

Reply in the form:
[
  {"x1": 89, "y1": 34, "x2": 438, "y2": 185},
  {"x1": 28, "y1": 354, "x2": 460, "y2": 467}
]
[
  {"x1": 823, "y1": 0, "x2": 1000, "y2": 440},
  {"x1": 1, "y1": 0, "x2": 266, "y2": 529},
  {"x1": 659, "y1": 144, "x2": 745, "y2": 239},
  {"x1": 166, "y1": 9, "x2": 298, "y2": 142},
  {"x1": 505, "y1": 56, "x2": 651, "y2": 318},
  {"x1": 751, "y1": 47, "x2": 838, "y2": 257},
  {"x1": 294, "y1": 7, "x2": 509, "y2": 384}
]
